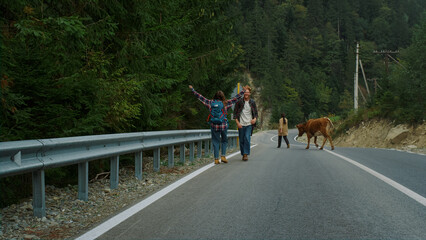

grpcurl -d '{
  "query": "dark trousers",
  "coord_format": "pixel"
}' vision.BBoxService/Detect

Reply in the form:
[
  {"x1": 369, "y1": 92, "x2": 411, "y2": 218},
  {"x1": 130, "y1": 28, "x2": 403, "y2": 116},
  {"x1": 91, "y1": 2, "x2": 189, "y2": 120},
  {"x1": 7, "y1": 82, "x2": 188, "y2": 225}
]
[
  {"x1": 277, "y1": 135, "x2": 289, "y2": 147},
  {"x1": 238, "y1": 125, "x2": 252, "y2": 155},
  {"x1": 211, "y1": 128, "x2": 228, "y2": 159}
]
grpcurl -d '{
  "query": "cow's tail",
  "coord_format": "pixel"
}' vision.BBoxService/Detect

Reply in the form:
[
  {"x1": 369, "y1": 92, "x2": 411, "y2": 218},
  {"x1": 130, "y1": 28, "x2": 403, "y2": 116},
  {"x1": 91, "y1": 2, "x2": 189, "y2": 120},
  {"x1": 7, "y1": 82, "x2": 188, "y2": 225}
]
[{"x1": 325, "y1": 117, "x2": 334, "y2": 130}]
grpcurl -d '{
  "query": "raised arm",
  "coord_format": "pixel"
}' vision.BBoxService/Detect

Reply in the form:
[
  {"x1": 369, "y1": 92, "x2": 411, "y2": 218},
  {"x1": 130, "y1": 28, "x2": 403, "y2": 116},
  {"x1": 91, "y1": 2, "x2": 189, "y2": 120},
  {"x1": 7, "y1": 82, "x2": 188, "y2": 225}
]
[
  {"x1": 226, "y1": 90, "x2": 244, "y2": 108},
  {"x1": 225, "y1": 85, "x2": 247, "y2": 109},
  {"x1": 189, "y1": 85, "x2": 211, "y2": 108}
]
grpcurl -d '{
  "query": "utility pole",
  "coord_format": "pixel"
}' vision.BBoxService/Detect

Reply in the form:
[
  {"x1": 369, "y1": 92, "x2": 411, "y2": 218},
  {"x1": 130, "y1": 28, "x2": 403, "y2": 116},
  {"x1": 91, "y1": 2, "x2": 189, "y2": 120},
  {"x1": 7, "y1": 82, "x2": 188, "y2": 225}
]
[
  {"x1": 367, "y1": 78, "x2": 381, "y2": 94},
  {"x1": 354, "y1": 42, "x2": 359, "y2": 110},
  {"x1": 373, "y1": 50, "x2": 399, "y2": 73}
]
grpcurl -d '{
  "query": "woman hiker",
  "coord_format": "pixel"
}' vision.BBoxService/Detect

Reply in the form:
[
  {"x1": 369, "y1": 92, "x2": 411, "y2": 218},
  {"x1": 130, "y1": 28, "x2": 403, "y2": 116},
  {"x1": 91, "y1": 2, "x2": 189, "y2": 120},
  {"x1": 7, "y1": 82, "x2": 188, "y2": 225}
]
[
  {"x1": 278, "y1": 112, "x2": 290, "y2": 148},
  {"x1": 189, "y1": 85, "x2": 246, "y2": 164}
]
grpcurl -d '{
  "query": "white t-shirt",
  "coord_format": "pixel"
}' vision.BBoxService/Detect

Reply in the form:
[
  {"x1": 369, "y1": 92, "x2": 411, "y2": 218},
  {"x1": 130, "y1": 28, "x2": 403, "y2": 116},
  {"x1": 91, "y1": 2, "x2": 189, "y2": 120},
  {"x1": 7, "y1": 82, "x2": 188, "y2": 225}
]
[{"x1": 240, "y1": 100, "x2": 252, "y2": 126}]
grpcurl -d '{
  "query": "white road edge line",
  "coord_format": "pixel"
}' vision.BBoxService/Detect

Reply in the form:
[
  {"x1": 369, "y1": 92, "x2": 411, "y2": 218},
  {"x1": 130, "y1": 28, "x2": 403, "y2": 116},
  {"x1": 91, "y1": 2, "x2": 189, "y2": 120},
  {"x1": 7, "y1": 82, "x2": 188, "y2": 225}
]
[
  {"x1": 293, "y1": 132, "x2": 426, "y2": 206},
  {"x1": 75, "y1": 144, "x2": 258, "y2": 240},
  {"x1": 324, "y1": 149, "x2": 426, "y2": 207}
]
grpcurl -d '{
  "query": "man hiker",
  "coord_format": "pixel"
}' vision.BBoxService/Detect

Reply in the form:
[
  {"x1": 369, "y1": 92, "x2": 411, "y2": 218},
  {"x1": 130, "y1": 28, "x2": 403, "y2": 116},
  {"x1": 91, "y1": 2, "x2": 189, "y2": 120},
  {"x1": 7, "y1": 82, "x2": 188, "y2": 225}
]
[{"x1": 233, "y1": 86, "x2": 258, "y2": 161}]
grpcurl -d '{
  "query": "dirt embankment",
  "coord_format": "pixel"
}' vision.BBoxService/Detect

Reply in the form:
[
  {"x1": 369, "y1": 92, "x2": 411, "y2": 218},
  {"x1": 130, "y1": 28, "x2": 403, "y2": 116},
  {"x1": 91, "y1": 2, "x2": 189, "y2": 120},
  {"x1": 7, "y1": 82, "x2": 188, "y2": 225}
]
[
  {"x1": 334, "y1": 119, "x2": 426, "y2": 154},
  {"x1": 299, "y1": 119, "x2": 426, "y2": 155}
]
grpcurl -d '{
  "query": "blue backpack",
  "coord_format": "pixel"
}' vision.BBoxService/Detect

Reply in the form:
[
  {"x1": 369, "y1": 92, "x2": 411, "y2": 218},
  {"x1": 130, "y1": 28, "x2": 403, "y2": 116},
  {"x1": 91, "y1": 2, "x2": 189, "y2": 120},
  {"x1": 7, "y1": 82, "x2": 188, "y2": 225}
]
[{"x1": 207, "y1": 100, "x2": 226, "y2": 124}]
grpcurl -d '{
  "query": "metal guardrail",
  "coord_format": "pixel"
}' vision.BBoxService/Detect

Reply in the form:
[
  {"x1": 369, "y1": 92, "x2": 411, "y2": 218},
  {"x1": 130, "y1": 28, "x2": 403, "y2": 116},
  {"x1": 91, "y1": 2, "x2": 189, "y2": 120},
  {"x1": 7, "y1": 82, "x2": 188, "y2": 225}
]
[{"x1": 0, "y1": 130, "x2": 239, "y2": 217}]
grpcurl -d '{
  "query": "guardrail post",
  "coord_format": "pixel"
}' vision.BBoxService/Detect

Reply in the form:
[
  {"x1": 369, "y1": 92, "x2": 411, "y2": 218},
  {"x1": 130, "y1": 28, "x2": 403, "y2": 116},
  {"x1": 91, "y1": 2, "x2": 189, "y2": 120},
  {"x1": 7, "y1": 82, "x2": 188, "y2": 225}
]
[
  {"x1": 153, "y1": 148, "x2": 160, "y2": 172},
  {"x1": 32, "y1": 170, "x2": 46, "y2": 218},
  {"x1": 110, "y1": 156, "x2": 119, "y2": 189},
  {"x1": 135, "y1": 151, "x2": 143, "y2": 180},
  {"x1": 78, "y1": 161, "x2": 89, "y2": 201},
  {"x1": 197, "y1": 141, "x2": 202, "y2": 159},
  {"x1": 189, "y1": 142, "x2": 195, "y2": 162},
  {"x1": 180, "y1": 144, "x2": 185, "y2": 164},
  {"x1": 204, "y1": 140, "x2": 209, "y2": 157},
  {"x1": 168, "y1": 146, "x2": 174, "y2": 168}
]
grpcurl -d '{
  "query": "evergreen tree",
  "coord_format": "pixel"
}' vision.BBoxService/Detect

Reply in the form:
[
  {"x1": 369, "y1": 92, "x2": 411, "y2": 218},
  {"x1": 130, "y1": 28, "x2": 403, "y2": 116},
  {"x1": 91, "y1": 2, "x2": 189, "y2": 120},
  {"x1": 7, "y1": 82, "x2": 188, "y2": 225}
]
[
  {"x1": 382, "y1": 14, "x2": 426, "y2": 122},
  {"x1": 0, "y1": 0, "x2": 243, "y2": 140}
]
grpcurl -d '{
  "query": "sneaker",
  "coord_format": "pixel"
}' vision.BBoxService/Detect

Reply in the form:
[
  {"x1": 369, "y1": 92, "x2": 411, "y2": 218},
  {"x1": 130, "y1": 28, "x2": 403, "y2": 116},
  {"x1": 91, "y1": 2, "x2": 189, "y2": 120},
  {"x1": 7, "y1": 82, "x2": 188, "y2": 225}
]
[
  {"x1": 221, "y1": 156, "x2": 228, "y2": 163},
  {"x1": 215, "y1": 159, "x2": 220, "y2": 164}
]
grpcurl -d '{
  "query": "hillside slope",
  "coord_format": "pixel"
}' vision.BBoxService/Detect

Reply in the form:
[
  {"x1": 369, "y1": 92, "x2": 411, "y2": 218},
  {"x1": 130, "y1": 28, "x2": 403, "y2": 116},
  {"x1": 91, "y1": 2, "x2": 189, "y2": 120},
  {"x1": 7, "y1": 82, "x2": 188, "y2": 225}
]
[
  {"x1": 297, "y1": 119, "x2": 426, "y2": 155},
  {"x1": 334, "y1": 119, "x2": 426, "y2": 154}
]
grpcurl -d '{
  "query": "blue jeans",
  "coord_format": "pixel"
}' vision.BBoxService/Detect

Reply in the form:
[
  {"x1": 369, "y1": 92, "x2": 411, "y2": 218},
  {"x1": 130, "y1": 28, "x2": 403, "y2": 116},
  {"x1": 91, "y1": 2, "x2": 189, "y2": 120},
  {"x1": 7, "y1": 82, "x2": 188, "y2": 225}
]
[
  {"x1": 211, "y1": 128, "x2": 228, "y2": 159},
  {"x1": 238, "y1": 125, "x2": 252, "y2": 155}
]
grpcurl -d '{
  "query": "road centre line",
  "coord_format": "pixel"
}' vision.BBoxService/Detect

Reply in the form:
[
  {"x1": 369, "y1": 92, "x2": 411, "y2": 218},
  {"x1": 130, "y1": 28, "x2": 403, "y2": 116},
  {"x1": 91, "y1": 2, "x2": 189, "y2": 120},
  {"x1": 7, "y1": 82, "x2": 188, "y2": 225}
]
[
  {"x1": 324, "y1": 149, "x2": 426, "y2": 207},
  {"x1": 76, "y1": 144, "x2": 257, "y2": 240}
]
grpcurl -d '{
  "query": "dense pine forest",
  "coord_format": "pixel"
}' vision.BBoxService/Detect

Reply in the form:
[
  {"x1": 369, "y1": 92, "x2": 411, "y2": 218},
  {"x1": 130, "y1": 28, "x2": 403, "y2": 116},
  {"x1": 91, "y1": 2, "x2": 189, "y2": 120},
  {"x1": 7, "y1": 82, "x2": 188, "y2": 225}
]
[
  {"x1": 1, "y1": 0, "x2": 426, "y2": 142},
  {"x1": 233, "y1": 0, "x2": 426, "y2": 125},
  {"x1": 1, "y1": 1, "x2": 426, "y2": 205},
  {"x1": 1, "y1": 1, "x2": 244, "y2": 141}
]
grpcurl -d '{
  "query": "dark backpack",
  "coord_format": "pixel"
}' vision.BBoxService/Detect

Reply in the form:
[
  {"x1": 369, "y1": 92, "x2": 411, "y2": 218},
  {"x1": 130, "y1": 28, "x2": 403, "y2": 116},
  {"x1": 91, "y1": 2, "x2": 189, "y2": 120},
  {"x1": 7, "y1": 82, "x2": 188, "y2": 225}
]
[{"x1": 207, "y1": 100, "x2": 226, "y2": 124}]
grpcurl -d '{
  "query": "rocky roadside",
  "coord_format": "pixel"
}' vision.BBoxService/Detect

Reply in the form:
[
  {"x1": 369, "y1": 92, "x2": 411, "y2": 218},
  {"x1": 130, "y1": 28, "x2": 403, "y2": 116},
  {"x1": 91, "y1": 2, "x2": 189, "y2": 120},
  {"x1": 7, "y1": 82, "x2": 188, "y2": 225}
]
[
  {"x1": 296, "y1": 119, "x2": 426, "y2": 155},
  {"x1": 334, "y1": 119, "x2": 426, "y2": 155},
  {"x1": 0, "y1": 152, "x2": 227, "y2": 240}
]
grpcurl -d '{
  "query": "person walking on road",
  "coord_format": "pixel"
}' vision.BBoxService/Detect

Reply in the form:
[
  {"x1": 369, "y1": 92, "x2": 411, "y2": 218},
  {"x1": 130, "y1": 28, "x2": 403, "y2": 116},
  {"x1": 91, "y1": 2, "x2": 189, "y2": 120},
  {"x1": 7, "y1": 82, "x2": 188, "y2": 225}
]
[
  {"x1": 277, "y1": 113, "x2": 290, "y2": 148},
  {"x1": 189, "y1": 85, "x2": 245, "y2": 164},
  {"x1": 234, "y1": 86, "x2": 258, "y2": 161}
]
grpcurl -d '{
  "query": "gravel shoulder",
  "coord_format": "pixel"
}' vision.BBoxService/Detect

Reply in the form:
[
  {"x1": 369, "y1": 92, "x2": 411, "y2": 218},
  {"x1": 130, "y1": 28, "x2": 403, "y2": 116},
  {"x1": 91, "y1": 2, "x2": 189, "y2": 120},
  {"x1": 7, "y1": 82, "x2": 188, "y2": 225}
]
[{"x1": 0, "y1": 151, "x2": 234, "y2": 239}]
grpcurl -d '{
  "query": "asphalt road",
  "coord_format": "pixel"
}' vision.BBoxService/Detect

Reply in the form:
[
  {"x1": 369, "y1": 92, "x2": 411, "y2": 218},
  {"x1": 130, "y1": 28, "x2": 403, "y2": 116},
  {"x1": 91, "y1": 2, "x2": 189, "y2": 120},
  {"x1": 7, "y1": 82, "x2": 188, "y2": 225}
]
[{"x1": 81, "y1": 129, "x2": 426, "y2": 239}]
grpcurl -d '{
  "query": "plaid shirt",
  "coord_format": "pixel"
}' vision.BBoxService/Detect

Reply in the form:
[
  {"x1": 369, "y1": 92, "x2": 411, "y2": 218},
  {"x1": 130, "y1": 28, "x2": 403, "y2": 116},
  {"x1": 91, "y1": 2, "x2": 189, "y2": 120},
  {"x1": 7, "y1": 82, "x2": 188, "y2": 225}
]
[
  {"x1": 233, "y1": 98, "x2": 258, "y2": 125},
  {"x1": 191, "y1": 88, "x2": 244, "y2": 131}
]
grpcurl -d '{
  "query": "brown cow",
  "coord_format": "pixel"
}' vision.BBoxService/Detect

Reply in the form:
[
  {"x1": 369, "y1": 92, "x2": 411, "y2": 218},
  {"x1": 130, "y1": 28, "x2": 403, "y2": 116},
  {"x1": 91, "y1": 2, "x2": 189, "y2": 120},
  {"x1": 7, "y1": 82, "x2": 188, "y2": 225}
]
[{"x1": 296, "y1": 117, "x2": 334, "y2": 150}]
